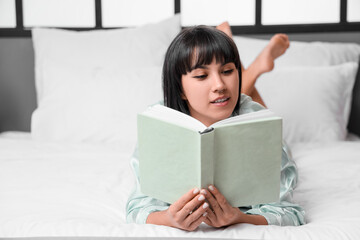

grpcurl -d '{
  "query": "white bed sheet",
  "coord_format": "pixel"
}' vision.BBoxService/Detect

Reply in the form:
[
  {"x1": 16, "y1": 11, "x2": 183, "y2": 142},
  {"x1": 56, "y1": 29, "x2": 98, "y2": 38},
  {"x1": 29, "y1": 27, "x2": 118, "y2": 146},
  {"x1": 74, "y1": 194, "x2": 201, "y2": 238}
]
[{"x1": 0, "y1": 132, "x2": 360, "y2": 239}]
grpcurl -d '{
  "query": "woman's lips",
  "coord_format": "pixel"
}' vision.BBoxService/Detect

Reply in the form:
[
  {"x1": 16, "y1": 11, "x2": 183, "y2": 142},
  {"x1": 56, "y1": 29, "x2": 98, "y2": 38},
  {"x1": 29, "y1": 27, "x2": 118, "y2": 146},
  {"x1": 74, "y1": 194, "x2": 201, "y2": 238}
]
[{"x1": 210, "y1": 97, "x2": 230, "y2": 106}]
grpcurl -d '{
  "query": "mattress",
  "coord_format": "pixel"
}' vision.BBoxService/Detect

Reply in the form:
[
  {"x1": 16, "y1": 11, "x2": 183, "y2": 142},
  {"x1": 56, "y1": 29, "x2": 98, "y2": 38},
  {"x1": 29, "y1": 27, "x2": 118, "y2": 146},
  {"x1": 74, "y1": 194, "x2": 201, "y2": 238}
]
[{"x1": 0, "y1": 132, "x2": 360, "y2": 239}]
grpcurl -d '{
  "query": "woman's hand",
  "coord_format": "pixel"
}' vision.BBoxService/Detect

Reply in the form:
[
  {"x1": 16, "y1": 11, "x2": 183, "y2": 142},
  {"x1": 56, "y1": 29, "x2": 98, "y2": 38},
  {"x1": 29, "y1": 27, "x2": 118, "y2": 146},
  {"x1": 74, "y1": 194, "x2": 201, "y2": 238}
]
[
  {"x1": 146, "y1": 188, "x2": 209, "y2": 231},
  {"x1": 203, "y1": 185, "x2": 268, "y2": 227},
  {"x1": 202, "y1": 185, "x2": 245, "y2": 228}
]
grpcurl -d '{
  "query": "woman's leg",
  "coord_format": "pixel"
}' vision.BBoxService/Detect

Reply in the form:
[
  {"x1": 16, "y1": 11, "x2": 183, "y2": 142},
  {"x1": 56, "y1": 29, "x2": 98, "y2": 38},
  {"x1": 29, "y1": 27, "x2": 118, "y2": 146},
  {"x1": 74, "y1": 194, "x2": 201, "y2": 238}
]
[
  {"x1": 241, "y1": 34, "x2": 289, "y2": 100},
  {"x1": 216, "y1": 22, "x2": 290, "y2": 107}
]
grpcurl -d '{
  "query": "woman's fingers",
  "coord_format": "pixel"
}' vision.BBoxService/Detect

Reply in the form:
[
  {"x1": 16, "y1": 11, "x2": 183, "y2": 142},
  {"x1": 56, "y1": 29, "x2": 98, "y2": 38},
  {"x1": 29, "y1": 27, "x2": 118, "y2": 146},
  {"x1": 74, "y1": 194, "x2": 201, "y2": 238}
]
[
  {"x1": 172, "y1": 188, "x2": 200, "y2": 212},
  {"x1": 179, "y1": 193, "x2": 207, "y2": 221},
  {"x1": 203, "y1": 187, "x2": 223, "y2": 215},
  {"x1": 208, "y1": 185, "x2": 230, "y2": 211},
  {"x1": 202, "y1": 185, "x2": 243, "y2": 228},
  {"x1": 203, "y1": 207, "x2": 216, "y2": 226},
  {"x1": 167, "y1": 186, "x2": 235, "y2": 230},
  {"x1": 166, "y1": 187, "x2": 210, "y2": 231},
  {"x1": 187, "y1": 206, "x2": 209, "y2": 231}
]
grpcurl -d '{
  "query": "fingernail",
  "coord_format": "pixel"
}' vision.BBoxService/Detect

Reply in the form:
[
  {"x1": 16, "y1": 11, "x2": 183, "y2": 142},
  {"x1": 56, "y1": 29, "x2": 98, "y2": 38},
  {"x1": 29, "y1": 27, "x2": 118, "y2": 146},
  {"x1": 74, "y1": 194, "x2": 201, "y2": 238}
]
[
  {"x1": 200, "y1": 189, "x2": 207, "y2": 195},
  {"x1": 203, "y1": 212, "x2": 208, "y2": 217},
  {"x1": 198, "y1": 195, "x2": 205, "y2": 201},
  {"x1": 208, "y1": 185, "x2": 214, "y2": 191},
  {"x1": 203, "y1": 202, "x2": 209, "y2": 209},
  {"x1": 193, "y1": 188, "x2": 199, "y2": 194}
]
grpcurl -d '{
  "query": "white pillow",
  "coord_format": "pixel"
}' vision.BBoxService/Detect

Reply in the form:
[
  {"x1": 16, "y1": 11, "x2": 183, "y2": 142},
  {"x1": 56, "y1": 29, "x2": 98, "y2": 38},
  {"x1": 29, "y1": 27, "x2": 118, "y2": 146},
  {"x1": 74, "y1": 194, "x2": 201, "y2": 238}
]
[
  {"x1": 32, "y1": 15, "x2": 180, "y2": 103},
  {"x1": 31, "y1": 60, "x2": 163, "y2": 149},
  {"x1": 255, "y1": 62, "x2": 359, "y2": 145},
  {"x1": 233, "y1": 36, "x2": 360, "y2": 68},
  {"x1": 31, "y1": 15, "x2": 180, "y2": 145}
]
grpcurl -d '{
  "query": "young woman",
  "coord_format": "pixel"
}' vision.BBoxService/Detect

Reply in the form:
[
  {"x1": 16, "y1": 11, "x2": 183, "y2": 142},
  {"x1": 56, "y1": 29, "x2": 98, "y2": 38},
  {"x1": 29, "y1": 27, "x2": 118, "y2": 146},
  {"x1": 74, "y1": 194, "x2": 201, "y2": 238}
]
[{"x1": 126, "y1": 25, "x2": 305, "y2": 231}]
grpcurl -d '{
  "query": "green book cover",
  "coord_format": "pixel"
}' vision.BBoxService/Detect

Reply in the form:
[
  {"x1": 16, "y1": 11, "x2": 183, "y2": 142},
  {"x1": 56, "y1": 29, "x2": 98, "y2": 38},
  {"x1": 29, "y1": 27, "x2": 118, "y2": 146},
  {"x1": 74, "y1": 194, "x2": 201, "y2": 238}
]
[{"x1": 138, "y1": 104, "x2": 282, "y2": 207}]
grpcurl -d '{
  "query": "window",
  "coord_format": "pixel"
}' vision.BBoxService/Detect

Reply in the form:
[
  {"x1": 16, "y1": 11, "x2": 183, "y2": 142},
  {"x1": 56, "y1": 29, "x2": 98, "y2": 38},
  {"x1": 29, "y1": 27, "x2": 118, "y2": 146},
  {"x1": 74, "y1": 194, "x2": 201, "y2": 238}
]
[
  {"x1": 0, "y1": 0, "x2": 16, "y2": 28},
  {"x1": 348, "y1": 0, "x2": 360, "y2": 22},
  {"x1": 102, "y1": 0, "x2": 174, "y2": 27},
  {"x1": 23, "y1": 0, "x2": 95, "y2": 27},
  {"x1": 181, "y1": 0, "x2": 255, "y2": 26},
  {"x1": 262, "y1": 0, "x2": 340, "y2": 25}
]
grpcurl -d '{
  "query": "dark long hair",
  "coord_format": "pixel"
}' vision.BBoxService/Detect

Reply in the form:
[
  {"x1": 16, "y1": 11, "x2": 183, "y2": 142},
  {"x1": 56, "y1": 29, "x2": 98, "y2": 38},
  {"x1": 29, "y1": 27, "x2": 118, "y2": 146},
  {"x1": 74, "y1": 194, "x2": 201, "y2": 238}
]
[{"x1": 162, "y1": 25, "x2": 242, "y2": 115}]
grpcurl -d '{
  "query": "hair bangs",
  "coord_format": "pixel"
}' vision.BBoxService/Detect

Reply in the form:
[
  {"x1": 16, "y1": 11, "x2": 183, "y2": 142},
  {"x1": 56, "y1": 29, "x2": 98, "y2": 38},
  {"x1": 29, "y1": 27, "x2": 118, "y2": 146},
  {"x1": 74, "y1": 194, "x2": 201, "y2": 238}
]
[{"x1": 176, "y1": 26, "x2": 240, "y2": 75}]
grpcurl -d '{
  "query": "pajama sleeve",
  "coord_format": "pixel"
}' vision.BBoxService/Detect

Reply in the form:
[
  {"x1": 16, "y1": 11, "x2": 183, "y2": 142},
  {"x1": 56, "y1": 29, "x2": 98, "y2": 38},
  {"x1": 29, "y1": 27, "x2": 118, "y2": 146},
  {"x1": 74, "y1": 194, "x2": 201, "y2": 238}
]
[{"x1": 125, "y1": 145, "x2": 170, "y2": 224}]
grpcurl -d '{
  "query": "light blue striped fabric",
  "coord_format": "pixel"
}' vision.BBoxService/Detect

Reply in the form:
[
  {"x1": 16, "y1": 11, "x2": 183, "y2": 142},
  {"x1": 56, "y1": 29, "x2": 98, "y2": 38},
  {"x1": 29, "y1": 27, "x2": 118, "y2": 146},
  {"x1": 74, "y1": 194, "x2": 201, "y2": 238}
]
[{"x1": 126, "y1": 94, "x2": 306, "y2": 226}]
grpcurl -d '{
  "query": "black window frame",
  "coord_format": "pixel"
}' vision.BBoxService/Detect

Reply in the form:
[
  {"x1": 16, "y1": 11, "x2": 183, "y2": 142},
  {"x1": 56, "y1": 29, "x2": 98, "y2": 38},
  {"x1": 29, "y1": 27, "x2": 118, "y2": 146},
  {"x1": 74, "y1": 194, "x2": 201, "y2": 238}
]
[{"x1": 0, "y1": 0, "x2": 359, "y2": 38}]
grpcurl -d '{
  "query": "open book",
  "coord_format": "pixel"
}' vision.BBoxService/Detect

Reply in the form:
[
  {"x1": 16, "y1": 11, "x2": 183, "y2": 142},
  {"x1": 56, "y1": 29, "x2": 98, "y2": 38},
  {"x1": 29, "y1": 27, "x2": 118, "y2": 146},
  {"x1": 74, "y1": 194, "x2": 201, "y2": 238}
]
[{"x1": 138, "y1": 104, "x2": 282, "y2": 207}]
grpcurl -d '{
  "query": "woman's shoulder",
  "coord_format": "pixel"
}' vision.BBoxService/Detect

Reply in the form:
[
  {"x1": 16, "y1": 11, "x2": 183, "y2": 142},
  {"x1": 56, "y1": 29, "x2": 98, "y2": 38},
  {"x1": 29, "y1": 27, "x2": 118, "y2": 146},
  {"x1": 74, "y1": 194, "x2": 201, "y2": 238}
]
[{"x1": 239, "y1": 94, "x2": 266, "y2": 115}]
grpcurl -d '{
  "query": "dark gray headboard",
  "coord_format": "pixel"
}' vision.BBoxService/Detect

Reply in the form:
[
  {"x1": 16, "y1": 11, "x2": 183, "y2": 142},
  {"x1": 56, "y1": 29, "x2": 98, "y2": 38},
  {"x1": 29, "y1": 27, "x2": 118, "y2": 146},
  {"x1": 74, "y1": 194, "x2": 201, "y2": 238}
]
[
  {"x1": 0, "y1": 38, "x2": 36, "y2": 132},
  {"x1": 1, "y1": 31, "x2": 360, "y2": 133}
]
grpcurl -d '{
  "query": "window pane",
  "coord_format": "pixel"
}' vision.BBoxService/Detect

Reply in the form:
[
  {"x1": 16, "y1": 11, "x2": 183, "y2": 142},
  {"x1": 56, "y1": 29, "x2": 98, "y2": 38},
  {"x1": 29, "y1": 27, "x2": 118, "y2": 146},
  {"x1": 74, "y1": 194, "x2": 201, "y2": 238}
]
[
  {"x1": 0, "y1": 0, "x2": 16, "y2": 28},
  {"x1": 23, "y1": 0, "x2": 95, "y2": 27},
  {"x1": 181, "y1": 0, "x2": 255, "y2": 26},
  {"x1": 348, "y1": 0, "x2": 360, "y2": 22},
  {"x1": 102, "y1": 0, "x2": 174, "y2": 27},
  {"x1": 262, "y1": 0, "x2": 340, "y2": 25}
]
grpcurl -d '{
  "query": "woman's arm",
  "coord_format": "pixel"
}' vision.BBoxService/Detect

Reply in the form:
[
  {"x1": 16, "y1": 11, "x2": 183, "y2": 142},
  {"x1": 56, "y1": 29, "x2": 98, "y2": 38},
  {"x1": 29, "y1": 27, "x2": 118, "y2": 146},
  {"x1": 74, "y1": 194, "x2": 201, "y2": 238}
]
[{"x1": 126, "y1": 145, "x2": 170, "y2": 224}]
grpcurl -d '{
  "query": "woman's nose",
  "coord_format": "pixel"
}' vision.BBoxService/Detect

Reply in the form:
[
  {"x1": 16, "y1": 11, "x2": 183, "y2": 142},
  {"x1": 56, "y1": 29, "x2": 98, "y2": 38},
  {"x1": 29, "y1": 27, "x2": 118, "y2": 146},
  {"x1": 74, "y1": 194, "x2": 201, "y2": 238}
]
[{"x1": 212, "y1": 73, "x2": 226, "y2": 93}]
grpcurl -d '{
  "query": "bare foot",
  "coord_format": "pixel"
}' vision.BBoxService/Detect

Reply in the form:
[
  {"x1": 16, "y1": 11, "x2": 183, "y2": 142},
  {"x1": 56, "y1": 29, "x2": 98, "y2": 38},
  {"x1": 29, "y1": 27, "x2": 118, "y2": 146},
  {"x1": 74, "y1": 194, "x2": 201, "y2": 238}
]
[
  {"x1": 255, "y1": 34, "x2": 290, "y2": 73},
  {"x1": 216, "y1": 21, "x2": 233, "y2": 38}
]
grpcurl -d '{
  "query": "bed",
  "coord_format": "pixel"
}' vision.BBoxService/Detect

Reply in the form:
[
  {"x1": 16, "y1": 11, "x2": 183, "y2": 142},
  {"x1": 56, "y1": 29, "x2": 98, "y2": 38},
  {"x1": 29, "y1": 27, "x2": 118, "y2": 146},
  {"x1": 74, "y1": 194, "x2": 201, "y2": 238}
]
[{"x1": 1, "y1": 14, "x2": 360, "y2": 240}]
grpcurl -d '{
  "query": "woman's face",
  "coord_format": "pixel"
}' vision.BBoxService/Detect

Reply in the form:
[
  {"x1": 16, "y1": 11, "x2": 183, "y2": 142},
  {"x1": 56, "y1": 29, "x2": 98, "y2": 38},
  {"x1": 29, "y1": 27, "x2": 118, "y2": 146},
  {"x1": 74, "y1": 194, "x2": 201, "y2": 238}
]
[{"x1": 181, "y1": 60, "x2": 239, "y2": 127}]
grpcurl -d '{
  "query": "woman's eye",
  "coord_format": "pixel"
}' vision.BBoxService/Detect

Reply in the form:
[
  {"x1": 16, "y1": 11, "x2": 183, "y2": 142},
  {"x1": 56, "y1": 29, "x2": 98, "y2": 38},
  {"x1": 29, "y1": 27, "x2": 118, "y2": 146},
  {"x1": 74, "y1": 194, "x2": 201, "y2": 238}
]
[
  {"x1": 193, "y1": 75, "x2": 207, "y2": 79},
  {"x1": 222, "y1": 69, "x2": 234, "y2": 74}
]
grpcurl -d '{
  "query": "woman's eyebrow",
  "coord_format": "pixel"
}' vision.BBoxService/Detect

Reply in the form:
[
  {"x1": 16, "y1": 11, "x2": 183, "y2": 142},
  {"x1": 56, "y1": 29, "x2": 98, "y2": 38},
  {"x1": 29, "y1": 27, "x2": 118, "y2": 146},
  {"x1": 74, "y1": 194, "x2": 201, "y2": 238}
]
[
  {"x1": 222, "y1": 62, "x2": 233, "y2": 66},
  {"x1": 190, "y1": 65, "x2": 208, "y2": 71},
  {"x1": 190, "y1": 62, "x2": 232, "y2": 72}
]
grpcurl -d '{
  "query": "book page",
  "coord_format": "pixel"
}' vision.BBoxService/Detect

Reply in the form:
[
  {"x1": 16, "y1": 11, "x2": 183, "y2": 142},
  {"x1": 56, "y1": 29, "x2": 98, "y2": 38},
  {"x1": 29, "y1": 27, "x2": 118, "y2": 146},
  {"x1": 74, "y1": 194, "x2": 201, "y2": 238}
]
[
  {"x1": 211, "y1": 109, "x2": 278, "y2": 128},
  {"x1": 141, "y1": 104, "x2": 207, "y2": 132}
]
